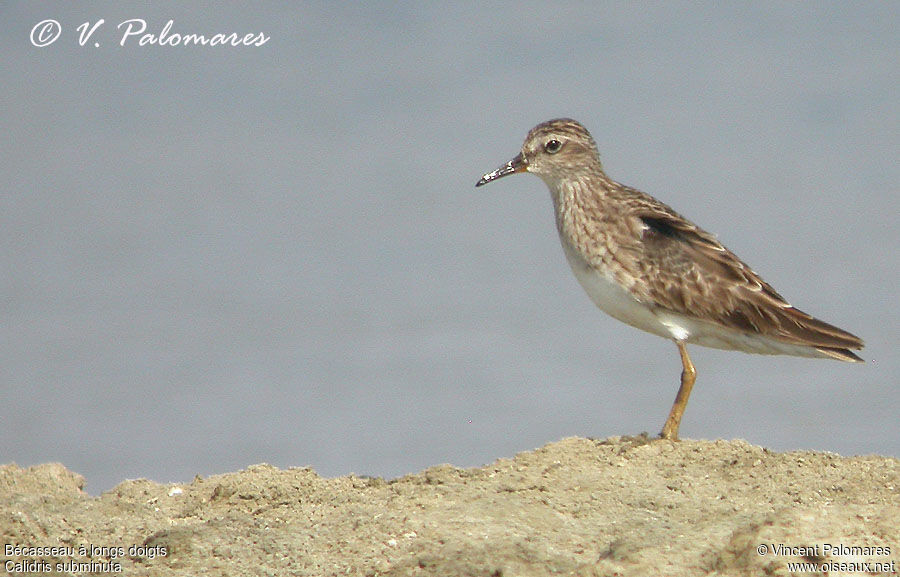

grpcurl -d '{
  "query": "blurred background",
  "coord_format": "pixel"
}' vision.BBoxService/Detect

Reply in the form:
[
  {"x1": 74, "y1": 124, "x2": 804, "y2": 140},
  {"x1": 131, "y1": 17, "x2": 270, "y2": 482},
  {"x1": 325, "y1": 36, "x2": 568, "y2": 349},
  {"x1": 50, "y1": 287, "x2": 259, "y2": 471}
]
[{"x1": 3, "y1": 3, "x2": 897, "y2": 494}]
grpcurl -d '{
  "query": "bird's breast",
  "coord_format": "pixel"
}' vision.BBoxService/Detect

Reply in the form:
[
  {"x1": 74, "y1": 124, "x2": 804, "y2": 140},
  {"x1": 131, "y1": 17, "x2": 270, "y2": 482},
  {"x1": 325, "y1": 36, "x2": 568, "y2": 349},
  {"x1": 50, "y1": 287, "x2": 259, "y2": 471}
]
[{"x1": 558, "y1": 234, "x2": 675, "y2": 339}]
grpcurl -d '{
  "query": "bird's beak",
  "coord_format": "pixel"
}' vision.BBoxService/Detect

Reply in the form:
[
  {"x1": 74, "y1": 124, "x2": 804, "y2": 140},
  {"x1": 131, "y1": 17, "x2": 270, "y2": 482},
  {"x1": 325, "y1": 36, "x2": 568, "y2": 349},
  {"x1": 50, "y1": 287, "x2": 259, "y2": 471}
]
[{"x1": 475, "y1": 153, "x2": 527, "y2": 187}]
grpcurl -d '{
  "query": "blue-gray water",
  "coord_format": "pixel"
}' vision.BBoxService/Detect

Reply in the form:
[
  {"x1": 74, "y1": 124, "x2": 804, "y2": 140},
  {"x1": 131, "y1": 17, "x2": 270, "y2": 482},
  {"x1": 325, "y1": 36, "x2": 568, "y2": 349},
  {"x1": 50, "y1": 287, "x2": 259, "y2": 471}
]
[{"x1": 3, "y1": 3, "x2": 898, "y2": 494}]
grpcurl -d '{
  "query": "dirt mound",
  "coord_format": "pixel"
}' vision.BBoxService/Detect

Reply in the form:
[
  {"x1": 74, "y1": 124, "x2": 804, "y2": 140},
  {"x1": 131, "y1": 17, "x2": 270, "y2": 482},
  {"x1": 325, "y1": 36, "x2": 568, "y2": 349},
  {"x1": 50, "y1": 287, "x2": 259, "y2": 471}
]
[{"x1": 2, "y1": 436, "x2": 898, "y2": 576}]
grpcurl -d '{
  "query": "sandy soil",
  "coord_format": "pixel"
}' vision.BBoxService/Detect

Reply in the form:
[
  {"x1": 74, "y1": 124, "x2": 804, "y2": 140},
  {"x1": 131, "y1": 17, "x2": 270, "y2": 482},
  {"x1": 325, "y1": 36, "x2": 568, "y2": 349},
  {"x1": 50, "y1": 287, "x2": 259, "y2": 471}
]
[{"x1": 2, "y1": 436, "x2": 899, "y2": 576}]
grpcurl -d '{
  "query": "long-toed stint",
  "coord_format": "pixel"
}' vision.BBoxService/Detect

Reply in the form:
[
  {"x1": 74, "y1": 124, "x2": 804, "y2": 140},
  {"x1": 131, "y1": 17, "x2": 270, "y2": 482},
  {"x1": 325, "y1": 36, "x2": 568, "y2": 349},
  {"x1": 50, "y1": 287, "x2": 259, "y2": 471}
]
[{"x1": 476, "y1": 118, "x2": 863, "y2": 440}]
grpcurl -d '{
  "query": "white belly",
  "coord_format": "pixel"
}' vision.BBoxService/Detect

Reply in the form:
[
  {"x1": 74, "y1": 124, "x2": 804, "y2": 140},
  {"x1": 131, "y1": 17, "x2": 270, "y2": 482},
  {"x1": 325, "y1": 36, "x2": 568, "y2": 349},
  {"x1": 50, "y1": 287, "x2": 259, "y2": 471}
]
[{"x1": 560, "y1": 239, "x2": 674, "y2": 339}]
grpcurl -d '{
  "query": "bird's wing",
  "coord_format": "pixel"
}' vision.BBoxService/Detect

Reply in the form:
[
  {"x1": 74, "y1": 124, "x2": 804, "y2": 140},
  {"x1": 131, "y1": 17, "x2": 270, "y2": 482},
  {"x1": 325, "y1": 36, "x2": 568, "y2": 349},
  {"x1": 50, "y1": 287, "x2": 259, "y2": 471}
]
[{"x1": 626, "y1": 202, "x2": 863, "y2": 355}]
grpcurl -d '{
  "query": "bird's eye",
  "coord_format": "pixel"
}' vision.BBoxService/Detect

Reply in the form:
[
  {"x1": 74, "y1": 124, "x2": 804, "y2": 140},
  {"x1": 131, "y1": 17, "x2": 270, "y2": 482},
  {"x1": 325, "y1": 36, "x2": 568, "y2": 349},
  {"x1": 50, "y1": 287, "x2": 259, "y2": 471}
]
[{"x1": 544, "y1": 139, "x2": 563, "y2": 154}]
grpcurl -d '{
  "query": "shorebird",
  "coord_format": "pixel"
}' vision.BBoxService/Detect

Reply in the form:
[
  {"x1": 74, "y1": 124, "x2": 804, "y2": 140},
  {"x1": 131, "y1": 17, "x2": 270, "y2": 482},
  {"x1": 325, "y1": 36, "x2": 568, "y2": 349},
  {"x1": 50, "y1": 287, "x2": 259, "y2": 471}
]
[{"x1": 475, "y1": 118, "x2": 863, "y2": 440}]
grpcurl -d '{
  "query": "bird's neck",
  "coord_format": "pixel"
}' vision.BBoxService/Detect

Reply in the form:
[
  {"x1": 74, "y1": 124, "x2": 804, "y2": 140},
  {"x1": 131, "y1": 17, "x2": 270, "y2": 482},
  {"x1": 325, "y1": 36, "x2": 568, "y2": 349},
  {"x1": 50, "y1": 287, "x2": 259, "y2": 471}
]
[{"x1": 550, "y1": 170, "x2": 615, "y2": 209}]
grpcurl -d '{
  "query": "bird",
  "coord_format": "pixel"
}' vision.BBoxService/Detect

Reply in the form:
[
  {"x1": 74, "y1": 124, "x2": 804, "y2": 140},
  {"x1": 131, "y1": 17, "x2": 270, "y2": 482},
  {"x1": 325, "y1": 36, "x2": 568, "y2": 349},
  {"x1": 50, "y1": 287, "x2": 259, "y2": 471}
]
[{"x1": 475, "y1": 118, "x2": 863, "y2": 440}]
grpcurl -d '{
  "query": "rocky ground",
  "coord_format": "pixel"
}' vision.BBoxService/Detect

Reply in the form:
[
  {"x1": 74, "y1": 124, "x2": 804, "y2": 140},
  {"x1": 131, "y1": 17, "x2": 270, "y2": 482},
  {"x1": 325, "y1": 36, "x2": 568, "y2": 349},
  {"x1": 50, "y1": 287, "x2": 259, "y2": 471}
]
[{"x1": 2, "y1": 436, "x2": 899, "y2": 576}]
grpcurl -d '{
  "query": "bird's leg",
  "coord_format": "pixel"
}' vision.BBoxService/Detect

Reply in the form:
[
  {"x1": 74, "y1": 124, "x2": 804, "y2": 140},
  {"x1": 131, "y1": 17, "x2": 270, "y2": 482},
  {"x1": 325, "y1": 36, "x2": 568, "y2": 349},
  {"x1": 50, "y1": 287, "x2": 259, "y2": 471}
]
[{"x1": 660, "y1": 341, "x2": 696, "y2": 440}]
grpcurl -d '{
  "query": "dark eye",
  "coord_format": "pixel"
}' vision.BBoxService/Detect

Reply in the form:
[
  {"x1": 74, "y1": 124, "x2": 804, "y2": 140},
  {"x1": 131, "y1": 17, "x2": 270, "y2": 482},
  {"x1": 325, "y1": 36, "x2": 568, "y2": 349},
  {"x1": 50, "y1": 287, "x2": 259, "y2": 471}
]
[{"x1": 544, "y1": 139, "x2": 562, "y2": 154}]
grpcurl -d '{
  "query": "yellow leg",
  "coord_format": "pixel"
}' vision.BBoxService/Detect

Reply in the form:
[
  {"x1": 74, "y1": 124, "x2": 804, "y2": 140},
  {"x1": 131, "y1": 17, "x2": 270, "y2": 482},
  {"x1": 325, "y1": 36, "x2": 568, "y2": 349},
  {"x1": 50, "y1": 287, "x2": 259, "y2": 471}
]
[{"x1": 660, "y1": 341, "x2": 696, "y2": 440}]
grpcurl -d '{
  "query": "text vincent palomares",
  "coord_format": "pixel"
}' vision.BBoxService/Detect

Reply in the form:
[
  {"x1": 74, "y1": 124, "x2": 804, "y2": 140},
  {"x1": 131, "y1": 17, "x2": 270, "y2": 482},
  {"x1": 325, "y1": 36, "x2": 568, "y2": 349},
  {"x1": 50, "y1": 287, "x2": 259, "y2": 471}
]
[{"x1": 81, "y1": 19, "x2": 269, "y2": 47}]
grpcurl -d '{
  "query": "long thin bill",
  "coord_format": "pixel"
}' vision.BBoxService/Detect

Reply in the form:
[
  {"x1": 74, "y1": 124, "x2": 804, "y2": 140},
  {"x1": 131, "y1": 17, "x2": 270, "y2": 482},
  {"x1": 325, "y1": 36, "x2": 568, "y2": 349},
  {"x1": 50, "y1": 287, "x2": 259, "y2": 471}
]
[{"x1": 475, "y1": 153, "x2": 526, "y2": 187}]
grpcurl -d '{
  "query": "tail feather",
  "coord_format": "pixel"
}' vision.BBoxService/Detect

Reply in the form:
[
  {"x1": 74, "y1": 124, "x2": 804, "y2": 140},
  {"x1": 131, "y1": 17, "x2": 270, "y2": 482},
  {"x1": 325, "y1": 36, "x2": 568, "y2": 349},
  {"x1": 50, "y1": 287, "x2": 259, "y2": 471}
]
[
  {"x1": 814, "y1": 346, "x2": 864, "y2": 363},
  {"x1": 779, "y1": 306, "x2": 864, "y2": 360}
]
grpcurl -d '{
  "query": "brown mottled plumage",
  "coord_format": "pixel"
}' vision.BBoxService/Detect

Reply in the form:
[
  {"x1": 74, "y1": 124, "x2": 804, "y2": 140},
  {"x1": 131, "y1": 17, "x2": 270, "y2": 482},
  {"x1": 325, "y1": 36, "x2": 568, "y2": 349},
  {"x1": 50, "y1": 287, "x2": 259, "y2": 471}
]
[{"x1": 476, "y1": 118, "x2": 863, "y2": 440}]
